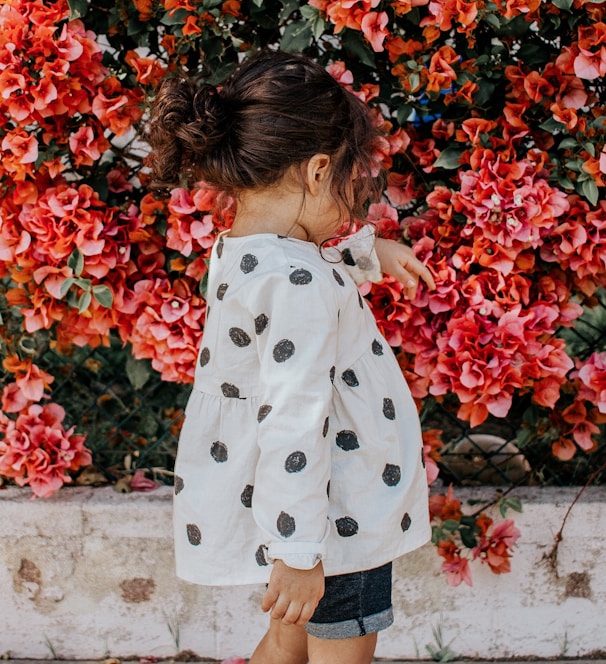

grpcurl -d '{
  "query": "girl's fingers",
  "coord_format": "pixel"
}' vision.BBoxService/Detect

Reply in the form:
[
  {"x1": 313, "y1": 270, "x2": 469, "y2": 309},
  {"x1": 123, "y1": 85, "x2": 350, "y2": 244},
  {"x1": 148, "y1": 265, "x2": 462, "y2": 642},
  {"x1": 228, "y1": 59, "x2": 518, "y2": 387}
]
[
  {"x1": 281, "y1": 602, "x2": 303, "y2": 626},
  {"x1": 261, "y1": 587, "x2": 279, "y2": 613},
  {"x1": 270, "y1": 596, "x2": 291, "y2": 621},
  {"x1": 295, "y1": 602, "x2": 317, "y2": 626},
  {"x1": 401, "y1": 258, "x2": 435, "y2": 290}
]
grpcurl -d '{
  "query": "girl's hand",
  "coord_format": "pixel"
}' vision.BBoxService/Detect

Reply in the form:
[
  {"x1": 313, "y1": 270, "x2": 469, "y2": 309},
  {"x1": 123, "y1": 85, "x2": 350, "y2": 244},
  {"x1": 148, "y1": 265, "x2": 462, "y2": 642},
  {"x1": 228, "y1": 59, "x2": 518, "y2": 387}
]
[
  {"x1": 261, "y1": 559, "x2": 325, "y2": 626},
  {"x1": 374, "y1": 237, "x2": 436, "y2": 300}
]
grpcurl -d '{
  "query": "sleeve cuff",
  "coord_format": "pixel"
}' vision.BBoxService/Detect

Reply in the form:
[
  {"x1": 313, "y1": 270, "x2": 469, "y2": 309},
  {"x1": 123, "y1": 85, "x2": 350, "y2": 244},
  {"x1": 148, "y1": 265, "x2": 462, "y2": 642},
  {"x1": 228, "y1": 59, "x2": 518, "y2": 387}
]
[
  {"x1": 333, "y1": 225, "x2": 383, "y2": 285},
  {"x1": 267, "y1": 541, "x2": 326, "y2": 570}
]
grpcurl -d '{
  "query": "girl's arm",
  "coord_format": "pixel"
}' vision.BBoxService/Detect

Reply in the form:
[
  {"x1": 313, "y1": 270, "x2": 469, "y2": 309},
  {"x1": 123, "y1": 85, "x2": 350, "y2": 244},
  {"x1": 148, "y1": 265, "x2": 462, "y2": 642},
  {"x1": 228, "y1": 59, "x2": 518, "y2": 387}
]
[
  {"x1": 374, "y1": 237, "x2": 436, "y2": 299},
  {"x1": 331, "y1": 226, "x2": 435, "y2": 298}
]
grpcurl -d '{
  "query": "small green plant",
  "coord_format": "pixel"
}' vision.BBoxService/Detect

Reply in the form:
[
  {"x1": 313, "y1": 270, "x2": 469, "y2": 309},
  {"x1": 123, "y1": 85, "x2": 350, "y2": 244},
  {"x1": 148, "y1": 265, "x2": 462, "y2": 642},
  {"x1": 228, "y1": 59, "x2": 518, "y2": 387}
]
[{"x1": 425, "y1": 621, "x2": 457, "y2": 663}]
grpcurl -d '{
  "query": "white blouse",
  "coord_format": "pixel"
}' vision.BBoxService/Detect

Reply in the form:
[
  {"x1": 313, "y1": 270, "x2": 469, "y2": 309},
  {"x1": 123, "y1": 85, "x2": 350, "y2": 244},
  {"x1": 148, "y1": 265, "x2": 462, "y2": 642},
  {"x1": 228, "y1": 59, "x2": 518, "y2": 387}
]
[{"x1": 173, "y1": 226, "x2": 431, "y2": 585}]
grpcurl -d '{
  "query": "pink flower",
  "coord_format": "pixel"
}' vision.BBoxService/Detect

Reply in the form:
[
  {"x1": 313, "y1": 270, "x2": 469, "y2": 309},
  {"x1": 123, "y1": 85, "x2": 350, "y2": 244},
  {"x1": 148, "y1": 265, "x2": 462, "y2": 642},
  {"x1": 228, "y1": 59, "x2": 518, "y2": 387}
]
[
  {"x1": 0, "y1": 403, "x2": 91, "y2": 499},
  {"x1": 360, "y1": 11, "x2": 389, "y2": 52},
  {"x1": 574, "y1": 352, "x2": 606, "y2": 414}
]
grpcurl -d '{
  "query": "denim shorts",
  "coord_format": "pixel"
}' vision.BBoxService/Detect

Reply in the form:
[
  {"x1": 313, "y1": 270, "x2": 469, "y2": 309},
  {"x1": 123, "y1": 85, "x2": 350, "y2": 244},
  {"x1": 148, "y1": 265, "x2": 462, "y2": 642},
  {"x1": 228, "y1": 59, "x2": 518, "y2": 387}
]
[{"x1": 305, "y1": 562, "x2": 393, "y2": 640}]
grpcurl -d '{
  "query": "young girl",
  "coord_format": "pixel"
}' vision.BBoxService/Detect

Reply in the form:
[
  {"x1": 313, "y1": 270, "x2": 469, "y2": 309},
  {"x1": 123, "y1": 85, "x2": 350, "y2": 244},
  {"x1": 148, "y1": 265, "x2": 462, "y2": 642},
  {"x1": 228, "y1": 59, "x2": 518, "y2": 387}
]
[{"x1": 147, "y1": 50, "x2": 435, "y2": 664}]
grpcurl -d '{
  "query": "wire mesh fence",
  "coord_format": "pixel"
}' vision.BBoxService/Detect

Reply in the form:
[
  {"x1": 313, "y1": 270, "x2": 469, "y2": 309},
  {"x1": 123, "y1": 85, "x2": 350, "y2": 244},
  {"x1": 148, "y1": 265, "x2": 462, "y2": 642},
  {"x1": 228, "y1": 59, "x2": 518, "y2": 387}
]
[{"x1": 2, "y1": 291, "x2": 605, "y2": 491}]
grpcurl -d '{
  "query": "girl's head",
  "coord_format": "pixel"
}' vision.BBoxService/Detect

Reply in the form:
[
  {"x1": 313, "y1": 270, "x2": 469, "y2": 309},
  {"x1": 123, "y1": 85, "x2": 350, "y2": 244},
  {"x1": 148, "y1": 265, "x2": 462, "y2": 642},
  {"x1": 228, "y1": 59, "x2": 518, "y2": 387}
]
[{"x1": 146, "y1": 49, "x2": 383, "y2": 223}]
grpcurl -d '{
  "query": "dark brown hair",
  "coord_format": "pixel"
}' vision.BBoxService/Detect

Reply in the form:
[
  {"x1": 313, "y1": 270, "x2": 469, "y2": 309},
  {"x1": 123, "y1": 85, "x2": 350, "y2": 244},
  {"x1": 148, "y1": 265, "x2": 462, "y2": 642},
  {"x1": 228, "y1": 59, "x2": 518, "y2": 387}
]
[{"x1": 146, "y1": 49, "x2": 383, "y2": 222}]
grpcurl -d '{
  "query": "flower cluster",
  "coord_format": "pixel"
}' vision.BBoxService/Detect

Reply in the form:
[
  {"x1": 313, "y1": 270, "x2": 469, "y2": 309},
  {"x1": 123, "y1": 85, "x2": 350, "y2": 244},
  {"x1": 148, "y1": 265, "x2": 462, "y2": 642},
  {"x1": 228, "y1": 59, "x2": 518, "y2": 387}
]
[
  {"x1": 0, "y1": 402, "x2": 91, "y2": 499},
  {"x1": 430, "y1": 486, "x2": 521, "y2": 587}
]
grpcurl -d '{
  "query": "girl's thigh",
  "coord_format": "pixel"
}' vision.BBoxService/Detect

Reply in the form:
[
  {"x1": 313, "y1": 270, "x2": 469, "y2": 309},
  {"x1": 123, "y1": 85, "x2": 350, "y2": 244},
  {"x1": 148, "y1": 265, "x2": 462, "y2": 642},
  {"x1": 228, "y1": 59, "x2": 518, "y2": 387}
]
[{"x1": 307, "y1": 632, "x2": 377, "y2": 664}]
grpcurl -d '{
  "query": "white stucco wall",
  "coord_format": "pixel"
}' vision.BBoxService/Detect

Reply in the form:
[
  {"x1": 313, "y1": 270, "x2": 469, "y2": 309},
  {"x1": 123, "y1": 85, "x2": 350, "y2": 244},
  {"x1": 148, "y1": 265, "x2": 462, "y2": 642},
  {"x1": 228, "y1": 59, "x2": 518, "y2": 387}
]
[{"x1": 1, "y1": 485, "x2": 605, "y2": 661}]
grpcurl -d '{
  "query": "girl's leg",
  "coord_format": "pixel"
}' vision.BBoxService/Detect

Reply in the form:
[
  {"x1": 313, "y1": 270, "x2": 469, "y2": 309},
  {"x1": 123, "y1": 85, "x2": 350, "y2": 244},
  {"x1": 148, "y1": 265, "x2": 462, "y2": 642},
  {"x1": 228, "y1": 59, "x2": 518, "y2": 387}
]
[
  {"x1": 307, "y1": 632, "x2": 377, "y2": 664},
  {"x1": 249, "y1": 618, "x2": 308, "y2": 664}
]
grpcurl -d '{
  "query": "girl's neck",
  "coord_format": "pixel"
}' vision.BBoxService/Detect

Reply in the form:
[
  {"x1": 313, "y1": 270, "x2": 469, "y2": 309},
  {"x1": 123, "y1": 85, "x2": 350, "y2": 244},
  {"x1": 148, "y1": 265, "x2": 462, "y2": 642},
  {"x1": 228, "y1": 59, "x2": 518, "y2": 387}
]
[{"x1": 230, "y1": 186, "x2": 310, "y2": 242}]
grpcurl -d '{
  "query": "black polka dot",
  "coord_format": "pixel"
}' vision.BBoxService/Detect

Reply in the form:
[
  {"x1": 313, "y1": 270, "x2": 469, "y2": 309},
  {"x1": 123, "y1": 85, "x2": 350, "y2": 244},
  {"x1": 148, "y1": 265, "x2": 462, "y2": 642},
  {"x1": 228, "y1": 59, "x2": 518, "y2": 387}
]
[
  {"x1": 421, "y1": 446, "x2": 426, "y2": 468},
  {"x1": 383, "y1": 397, "x2": 396, "y2": 420},
  {"x1": 285, "y1": 451, "x2": 307, "y2": 473},
  {"x1": 186, "y1": 523, "x2": 202, "y2": 546},
  {"x1": 273, "y1": 339, "x2": 295, "y2": 362},
  {"x1": 289, "y1": 268, "x2": 312, "y2": 285},
  {"x1": 257, "y1": 404, "x2": 272, "y2": 422},
  {"x1": 358, "y1": 292, "x2": 364, "y2": 309},
  {"x1": 255, "y1": 544, "x2": 269, "y2": 566},
  {"x1": 372, "y1": 339, "x2": 384, "y2": 356},
  {"x1": 217, "y1": 283, "x2": 229, "y2": 300},
  {"x1": 199, "y1": 347, "x2": 210, "y2": 367},
  {"x1": 332, "y1": 269, "x2": 345, "y2": 286},
  {"x1": 342, "y1": 369, "x2": 359, "y2": 387},
  {"x1": 174, "y1": 475, "x2": 184, "y2": 495},
  {"x1": 342, "y1": 247, "x2": 356, "y2": 266},
  {"x1": 327, "y1": 481, "x2": 330, "y2": 497},
  {"x1": 229, "y1": 327, "x2": 251, "y2": 347},
  {"x1": 330, "y1": 366, "x2": 336, "y2": 383},
  {"x1": 382, "y1": 464, "x2": 401, "y2": 486},
  {"x1": 255, "y1": 313, "x2": 269, "y2": 334},
  {"x1": 240, "y1": 253, "x2": 258, "y2": 273},
  {"x1": 277, "y1": 511, "x2": 296, "y2": 538},
  {"x1": 210, "y1": 440, "x2": 228, "y2": 463},
  {"x1": 336, "y1": 430, "x2": 359, "y2": 451},
  {"x1": 221, "y1": 382, "x2": 240, "y2": 398},
  {"x1": 401, "y1": 513, "x2": 412, "y2": 532},
  {"x1": 216, "y1": 236, "x2": 224, "y2": 258},
  {"x1": 240, "y1": 484, "x2": 254, "y2": 508},
  {"x1": 322, "y1": 416, "x2": 329, "y2": 438},
  {"x1": 336, "y1": 516, "x2": 358, "y2": 537}
]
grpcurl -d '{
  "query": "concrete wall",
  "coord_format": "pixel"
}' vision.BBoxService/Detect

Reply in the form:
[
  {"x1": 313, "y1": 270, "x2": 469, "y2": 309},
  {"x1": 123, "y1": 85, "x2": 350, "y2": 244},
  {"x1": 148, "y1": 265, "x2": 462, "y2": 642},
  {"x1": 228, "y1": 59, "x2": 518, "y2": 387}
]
[{"x1": 1, "y1": 485, "x2": 605, "y2": 661}]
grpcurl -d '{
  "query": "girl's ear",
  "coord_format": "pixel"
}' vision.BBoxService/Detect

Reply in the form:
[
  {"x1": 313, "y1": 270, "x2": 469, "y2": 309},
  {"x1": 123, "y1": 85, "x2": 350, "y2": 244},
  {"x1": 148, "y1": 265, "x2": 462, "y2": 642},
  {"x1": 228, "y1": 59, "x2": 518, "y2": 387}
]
[{"x1": 305, "y1": 153, "x2": 332, "y2": 195}]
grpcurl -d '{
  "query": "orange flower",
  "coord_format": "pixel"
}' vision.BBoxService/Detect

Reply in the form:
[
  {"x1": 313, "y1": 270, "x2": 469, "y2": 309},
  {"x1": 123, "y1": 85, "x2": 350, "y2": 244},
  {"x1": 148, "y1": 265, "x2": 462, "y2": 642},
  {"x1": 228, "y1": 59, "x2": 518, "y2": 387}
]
[
  {"x1": 182, "y1": 14, "x2": 203, "y2": 35},
  {"x1": 125, "y1": 50, "x2": 167, "y2": 86},
  {"x1": 221, "y1": 0, "x2": 241, "y2": 16},
  {"x1": 427, "y1": 45, "x2": 459, "y2": 93},
  {"x1": 523, "y1": 70, "x2": 556, "y2": 103},
  {"x1": 132, "y1": 0, "x2": 154, "y2": 20},
  {"x1": 92, "y1": 77, "x2": 144, "y2": 136},
  {"x1": 2, "y1": 356, "x2": 54, "y2": 402}
]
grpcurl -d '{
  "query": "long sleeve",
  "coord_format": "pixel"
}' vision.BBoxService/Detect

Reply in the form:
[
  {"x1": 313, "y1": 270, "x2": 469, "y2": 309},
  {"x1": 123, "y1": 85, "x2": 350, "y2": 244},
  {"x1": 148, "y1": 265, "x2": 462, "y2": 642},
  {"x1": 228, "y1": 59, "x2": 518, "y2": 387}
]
[
  {"x1": 250, "y1": 265, "x2": 339, "y2": 569},
  {"x1": 324, "y1": 224, "x2": 383, "y2": 285}
]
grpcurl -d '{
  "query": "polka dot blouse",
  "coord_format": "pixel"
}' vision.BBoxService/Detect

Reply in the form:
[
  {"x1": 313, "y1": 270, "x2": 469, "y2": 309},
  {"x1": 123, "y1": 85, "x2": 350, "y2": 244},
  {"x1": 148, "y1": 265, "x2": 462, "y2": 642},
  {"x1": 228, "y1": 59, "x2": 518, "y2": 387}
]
[{"x1": 173, "y1": 227, "x2": 431, "y2": 585}]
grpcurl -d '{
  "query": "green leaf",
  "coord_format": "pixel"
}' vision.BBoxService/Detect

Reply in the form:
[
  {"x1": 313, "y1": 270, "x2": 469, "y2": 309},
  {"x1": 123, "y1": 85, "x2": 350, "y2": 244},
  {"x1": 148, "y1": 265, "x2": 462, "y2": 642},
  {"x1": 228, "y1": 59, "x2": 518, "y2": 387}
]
[
  {"x1": 300, "y1": 5, "x2": 326, "y2": 40},
  {"x1": 442, "y1": 519, "x2": 460, "y2": 532},
  {"x1": 92, "y1": 285, "x2": 114, "y2": 308},
  {"x1": 499, "y1": 496, "x2": 523, "y2": 518},
  {"x1": 460, "y1": 527, "x2": 478, "y2": 549},
  {"x1": 342, "y1": 29, "x2": 376, "y2": 68},
  {"x1": 67, "y1": 0, "x2": 88, "y2": 19},
  {"x1": 59, "y1": 277, "x2": 76, "y2": 299},
  {"x1": 434, "y1": 147, "x2": 463, "y2": 170},
  {"x1": 199, "y1": 271, "x2": 209, "y2": 300},
  {"x1": 396, "y1": 104, "x2": 414, "y2": 124},
  {"x1": 77, "y1": 291, "x2": 92, "y2": 313},
  {"x1": 160, "y1": 9, "x2": 189, "y2": 25},
  {"x1": 67, "y1": 248, "x2": 84, "y2": 276},
  {"x1": 539, "y1": 117, "x2": 564, "y2": 133},
  {"x1": 583, "y1": 142, "x2": 596, "y2": 157},
  {"x1": 578, "y1": 178, "x2": 599, "y2": 206},
  {"x1": 552, "y1": 0, "x2": 573, "y2": 9},
  {"x1": 279, "y1": 0, "x2": 300, "y2": 21},
  {"x1": 484, "y1": 12, "x2": 501, "y2": 30},
  {"x1": 280, "y1": 21, "x2": 313, "y2": 52},
  {"x1": 558, "y1": 137, "x2": 578, "y2": 150},
  {"x1": 558, "y1": 175, "x2": 575, "y2": 190},
  {"x1": 126, "y1": 353, "x2": 152, "y2": 390}
]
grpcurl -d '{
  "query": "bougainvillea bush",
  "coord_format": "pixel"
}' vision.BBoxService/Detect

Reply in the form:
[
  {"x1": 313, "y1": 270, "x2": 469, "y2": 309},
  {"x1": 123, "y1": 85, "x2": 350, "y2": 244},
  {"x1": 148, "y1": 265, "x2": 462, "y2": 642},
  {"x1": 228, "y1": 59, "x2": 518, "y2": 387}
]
[{"x1": 1, "y1": 0, "x2": 605, "y2": 584}]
